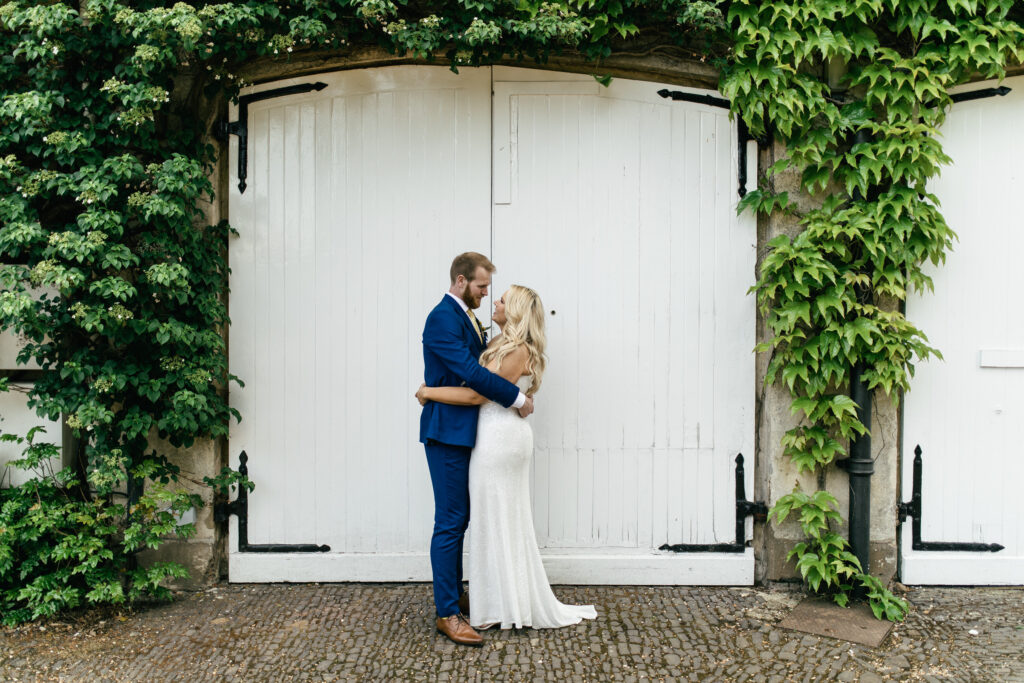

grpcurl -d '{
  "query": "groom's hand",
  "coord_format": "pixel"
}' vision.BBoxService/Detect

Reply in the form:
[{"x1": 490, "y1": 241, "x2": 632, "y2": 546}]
[{"x1": 517, "y1": 395, "x2": 534, "y2": 418}]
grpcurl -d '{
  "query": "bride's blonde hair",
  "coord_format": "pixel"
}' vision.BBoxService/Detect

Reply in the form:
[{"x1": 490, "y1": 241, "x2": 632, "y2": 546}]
[{"x1": 480, "y1": 284, "x2": 546, "y2": 396}]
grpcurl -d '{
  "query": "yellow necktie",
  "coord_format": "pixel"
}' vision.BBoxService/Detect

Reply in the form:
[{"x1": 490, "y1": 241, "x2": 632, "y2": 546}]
[{"x1": 467, "y1": 309, "x2": 484, "y2": 344}]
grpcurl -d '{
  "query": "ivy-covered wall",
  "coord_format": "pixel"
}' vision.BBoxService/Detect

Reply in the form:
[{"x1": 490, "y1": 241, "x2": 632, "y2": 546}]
[
  {"x1": 753, "y1": 133, "x2": 903, "y2": 583},
  {"x1": 2, "y1": 0, "x2": 1022, "y2": 624}
]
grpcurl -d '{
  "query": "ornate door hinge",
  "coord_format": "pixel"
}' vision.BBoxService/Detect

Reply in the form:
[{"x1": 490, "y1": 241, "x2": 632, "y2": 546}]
[
  {"x1": 898, "y1": 445, "x2": 1003, "y2": 553},
  {"x1": 219, "y1": 81, "x2": 328, "y2": 194}
]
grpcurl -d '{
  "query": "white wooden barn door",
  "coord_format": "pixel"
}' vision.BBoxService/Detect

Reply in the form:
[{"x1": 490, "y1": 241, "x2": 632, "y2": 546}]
[
  {"x1": 228, "y1": 66, "x2": 756, "y2": 584},
  {"x1": 491, "y1": 70, "x2": 755, "y2": 583},
  {"x1": 228, "y1": 67, "x2": 492, "y2": 580},
  {"x1": 900, "y1": 76, "x2": 1024, "y2": 584}
]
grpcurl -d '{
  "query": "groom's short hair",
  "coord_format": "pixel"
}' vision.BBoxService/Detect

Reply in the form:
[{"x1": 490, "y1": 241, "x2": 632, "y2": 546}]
[{"x1": 450, "y1": 252, "x2": 496, "y2": 284}]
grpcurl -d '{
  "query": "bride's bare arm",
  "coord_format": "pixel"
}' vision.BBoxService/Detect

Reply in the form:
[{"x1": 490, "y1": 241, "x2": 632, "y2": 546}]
[
  {"x1": 416, "y1": 384, "x2": 487, "y2": 406},
  {"x1": 417, "y1": 345, "x2": 533, "y2": 406}
]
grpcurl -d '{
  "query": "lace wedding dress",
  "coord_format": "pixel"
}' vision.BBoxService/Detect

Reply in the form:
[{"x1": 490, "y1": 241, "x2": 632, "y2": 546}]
[{"x1": 467, "y1": 377, "x2": 598, "y2": 630}]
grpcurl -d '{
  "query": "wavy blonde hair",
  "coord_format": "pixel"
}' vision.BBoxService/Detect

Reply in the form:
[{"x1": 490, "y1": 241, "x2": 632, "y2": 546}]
[{"x1": 480, "y1": 284, "x2": 547, "y2": 396}]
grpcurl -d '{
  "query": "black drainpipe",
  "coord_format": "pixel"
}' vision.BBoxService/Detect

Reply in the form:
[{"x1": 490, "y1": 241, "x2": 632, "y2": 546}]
[
  {"x1": 838, "y1": 126, "x2": 874, "y2": 576},
  {"x1": 842, "y1": 360, "x2": 873, "y2": 574}
]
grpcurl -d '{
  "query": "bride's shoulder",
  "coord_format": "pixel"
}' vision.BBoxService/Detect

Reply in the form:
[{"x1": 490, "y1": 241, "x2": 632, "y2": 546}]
[{"x1": 506, "y1": 342, "x2": 530, "y2": 357}]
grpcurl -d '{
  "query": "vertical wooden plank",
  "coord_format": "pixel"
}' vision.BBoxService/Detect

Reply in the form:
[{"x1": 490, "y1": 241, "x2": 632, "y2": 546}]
[
  {"x1": 405, "y1": 88, "x2": 430, "y2": 553},
  {"x1": 651, "y1": 448, "x2": 668, "y2": 546},
  {"x1": 280, "y1": 103, "x2": 301, "y2": 542},
  {"x1": 332, "y1": 94, "x2": 351, "y2": 551},
  {"x1": 666, "y1": 449, "x2": 684, "y2": 545},
  {"x1": 260, "y1": 104, "x2": 287, "y2": 545},
  {"x1": 341, "y1": 94, "x2": 365, "y2": 551},
  {"x1": 606, "y1": 439, "x2": 624, "y2": 545},
  {"x1": 289, "y1": 101, "x2": 317, "y2": 542},
  {"x1": 577, "y1": 94, "x2": 606, "y2": 453},
  {"x1": 696, "y1": 111, "x2": 717, "y2": 451},
  {"x1": 696, "y1": 448, "x2": 713, "y2": 543},
  {"x1": 312, "y1": 95, "x2": 342, "y2": 549},
  {"x1": 620, "y1": 448, "x2": 639, "y2": 546},
  {"x1": 637, "y1": 101, "x2": 670, "y2": 453},
  {"x1": 577, "y1": 448, "x2": 594, "y2": 545},
  {"x1": 311, "y1": 98, "x2": 331, "y2": 545},
  {"x1": 378, "y1": 90, "x2": 399, "y2": 551},
  {"x1": 636, "y1": 447, "x2": 654, "y2": 549},
  {"x1": 650, "y1": 105, "x2": 672, "y2": 451},
  {"x1": 592, "y1": 447, "x2": 609, "y2": 544},
  {"x1": 672, "y1": 109, "x2": 700, "y2": 450}
]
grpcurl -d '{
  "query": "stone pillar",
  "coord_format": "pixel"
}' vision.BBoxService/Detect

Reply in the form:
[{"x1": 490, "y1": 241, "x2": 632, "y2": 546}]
[
  {"x1": 137, "y1": 76, "x2": 230, "y2": 589},
  {"x1": 753, "y1": 139, "x2": 900, "y2": 583},
  {"x1": 137, "y1": 437, "x2": 226, "y2": 588}
]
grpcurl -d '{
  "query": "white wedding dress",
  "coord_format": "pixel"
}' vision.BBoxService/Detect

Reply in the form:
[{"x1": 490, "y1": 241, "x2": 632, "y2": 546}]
[{"x1": 467, "y1": 377, "x2": 597, "y2": 630}]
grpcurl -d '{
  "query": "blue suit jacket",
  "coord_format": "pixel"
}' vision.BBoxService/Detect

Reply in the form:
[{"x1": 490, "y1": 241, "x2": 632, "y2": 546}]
[{"x1": 420, "y1": 295, "x2": 520, "y2": 448}]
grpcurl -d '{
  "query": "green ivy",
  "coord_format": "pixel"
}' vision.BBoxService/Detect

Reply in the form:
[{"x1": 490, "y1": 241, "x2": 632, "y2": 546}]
[{"x1": 724, "y1": 0, "x2": 1024, "y2": 619}]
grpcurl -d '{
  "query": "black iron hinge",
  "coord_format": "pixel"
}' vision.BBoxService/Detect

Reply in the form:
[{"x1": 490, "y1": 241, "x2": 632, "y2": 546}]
[
  {"x1": 656, "y1": 89, "x2": 768, "y2": 198},
  {"x1": 950, "y1": 86, "x2": 1011, "y2": 104},
  {"x1": 659, "y1": 453, "x2": 767, "y2": 554},
  {"x1": 897, "y1": 445, "x2": 1003, "y2": 553},
  {"x1": 219, "y1": 81, "x2": 329, "y2": 194},
  {"x1": 214, "y1": 451, "x2": 331, "y2": 553}
]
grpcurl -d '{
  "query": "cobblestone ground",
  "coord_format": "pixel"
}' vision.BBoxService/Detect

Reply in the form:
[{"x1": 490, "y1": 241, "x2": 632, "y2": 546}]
[{"x1": 1, "y1": 584, "x2": 1021, "y2": 682}]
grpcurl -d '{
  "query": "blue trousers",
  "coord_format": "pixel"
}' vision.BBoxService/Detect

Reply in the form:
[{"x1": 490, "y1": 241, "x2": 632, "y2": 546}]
[{"x1": 424, "y1": 441, "x2": 471, "y2": 618}]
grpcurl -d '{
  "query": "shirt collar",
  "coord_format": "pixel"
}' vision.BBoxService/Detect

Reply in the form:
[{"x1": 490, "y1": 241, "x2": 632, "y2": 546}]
[{"x1": 445, "y1": 291, "x2": 470, "y2": 314}]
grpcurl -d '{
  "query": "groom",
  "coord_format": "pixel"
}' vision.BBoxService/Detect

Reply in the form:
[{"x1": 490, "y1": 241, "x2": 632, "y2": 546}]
[{"x1": 420, "y1": 252, "x2": 533, "y2": 646}]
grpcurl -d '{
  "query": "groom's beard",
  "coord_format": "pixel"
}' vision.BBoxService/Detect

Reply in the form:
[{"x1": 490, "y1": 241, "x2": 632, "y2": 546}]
[{"x1": 461, "y1": 289, "x2": 481, "y2": 310}]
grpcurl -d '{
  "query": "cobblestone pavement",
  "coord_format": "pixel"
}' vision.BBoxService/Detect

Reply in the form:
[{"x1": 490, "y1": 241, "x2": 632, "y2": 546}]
[{"x1": 1, "y1": 584, "x2": 1021, "y2": 682}]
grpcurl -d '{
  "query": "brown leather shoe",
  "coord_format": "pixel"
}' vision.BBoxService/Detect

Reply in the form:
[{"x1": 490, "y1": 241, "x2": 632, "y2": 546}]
[
  {"x1": 435, "y1": 614, "x2": 483, "y2": 647},
  {"x1": 458, "y1": 590, "x2": 470, "y2": 617}
]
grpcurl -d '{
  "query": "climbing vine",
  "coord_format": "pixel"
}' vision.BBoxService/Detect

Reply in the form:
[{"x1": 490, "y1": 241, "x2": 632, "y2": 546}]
[
  {"x1": 0, "y1": 0, "x2": 1021, "y2": 623},
  {"x1": 723, "y1": 0, "x2": 1024, "y2": 618}
]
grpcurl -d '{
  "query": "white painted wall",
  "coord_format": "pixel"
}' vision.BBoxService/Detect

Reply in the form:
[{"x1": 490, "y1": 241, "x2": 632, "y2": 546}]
[
  {"x1": 228, "y1": 66, "x2": 756, "y2": 584},
  {"x1": 901, "y1": 76, "x2": 1024, "y2": 584},
  {"x1": 1, "y1": 300, "x2": 60, "y2": 488}
]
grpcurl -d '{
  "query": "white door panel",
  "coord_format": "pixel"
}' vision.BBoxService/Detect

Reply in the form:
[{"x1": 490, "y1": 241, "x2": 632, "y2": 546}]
[
  {"x1": 229, "y1": 67, "x2": 492, "y2": 576},
  {"x1": 491, "y1": 75, "x2": 755, "y2": 581},
  {"x1": 901, "y1": 76, "x2": 1024, "y2": 584}
]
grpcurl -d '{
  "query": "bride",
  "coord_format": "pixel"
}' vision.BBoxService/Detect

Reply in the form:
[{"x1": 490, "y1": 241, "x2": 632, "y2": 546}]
[{"x1": 417, "y1": 285, "x2": 597, "y2": 630}]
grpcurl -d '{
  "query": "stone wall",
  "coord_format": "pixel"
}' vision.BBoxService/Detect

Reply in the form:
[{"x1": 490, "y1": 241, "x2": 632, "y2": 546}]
[{"x1": 138, "y1": 74, "x2": 230, "y2": 589}]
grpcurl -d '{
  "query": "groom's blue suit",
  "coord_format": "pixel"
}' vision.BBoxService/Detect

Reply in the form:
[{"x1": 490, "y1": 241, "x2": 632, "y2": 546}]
[{"x1": 421, "y1": 294, "x2": 520, "y2": 618}]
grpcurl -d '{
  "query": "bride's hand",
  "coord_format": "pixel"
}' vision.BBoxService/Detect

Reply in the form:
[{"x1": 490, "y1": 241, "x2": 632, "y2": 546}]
[
  {"x1": 517, "y1": 395, "x2": 534, "y2": 418},
  {"x1": 415, "y1": 383, "x2": 429, "y2": 406}
]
